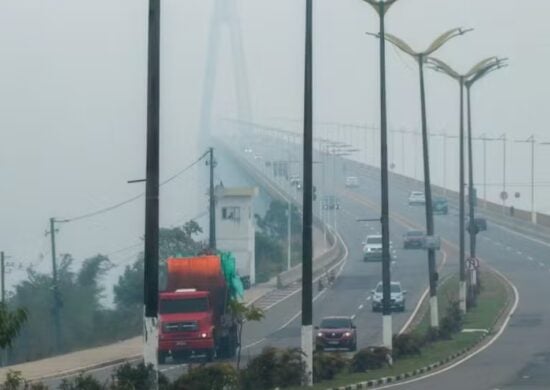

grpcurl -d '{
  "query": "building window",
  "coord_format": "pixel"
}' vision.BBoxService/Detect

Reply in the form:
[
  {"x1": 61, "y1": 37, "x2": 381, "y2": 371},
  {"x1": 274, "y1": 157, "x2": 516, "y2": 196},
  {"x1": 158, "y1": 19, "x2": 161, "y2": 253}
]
[{"x1": 222, "y1": 206, "x2": 240, "y2": 221}]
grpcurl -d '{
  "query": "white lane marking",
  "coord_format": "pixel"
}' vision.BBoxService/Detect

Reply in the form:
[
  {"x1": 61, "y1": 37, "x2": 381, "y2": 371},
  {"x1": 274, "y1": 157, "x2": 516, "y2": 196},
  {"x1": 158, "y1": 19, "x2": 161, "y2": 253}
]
[
  {"x1": 378, "y1": 266, "x2": 520, "y2": 390},
  {"x1": 494, "y1": 242, "x2": 502, "y2": 246},
  {"x1": 527, "y1": 256, "x2": 534, "y2": 261},
  {"x1": 491, "y1": 221, "x2": 550, "y2": 250},
  {"x1": 398, "y1": 250, "x2": 448, "y2": 335},
  {"x1": 261, "y1": 227, "x2": 343, "y2": 312},
  {"x1": 505, "y1": 246, "x2": 512, "y2": 251},
  {"x1": 351, "y1": 314, "x2": 356, "y2": 320},
  {"x1": 242, "y1": 337, "x2": 267, "y2": 350},
  {"x1": 358, "y1": 304, "x2": 364, "y2": 310},
  {"x1": 247, "y1": 231, "x2": 351, "y2": 343},
  {"x1": 160, "y1": 364, "x2": 188, "y2": 373},
  {"x1": 539, "y1": 262, "x2": 545, "y2": 267},
  {"x1": 366, "y1": 296, "x2": 372, "y2": 301},
  {"x1": 516, "y1": 250, "x2": 523, "y2": 256}
]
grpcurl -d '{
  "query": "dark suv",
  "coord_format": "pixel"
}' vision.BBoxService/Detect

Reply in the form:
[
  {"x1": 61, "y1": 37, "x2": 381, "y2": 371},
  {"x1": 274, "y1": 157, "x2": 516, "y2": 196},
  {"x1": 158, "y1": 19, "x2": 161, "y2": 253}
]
[
  {"x1": 315, "y1": 316, "x2": 357, "y2": 351},
  {"x1": 403, "y1": 230, "x2": 425, "y2": 249}
]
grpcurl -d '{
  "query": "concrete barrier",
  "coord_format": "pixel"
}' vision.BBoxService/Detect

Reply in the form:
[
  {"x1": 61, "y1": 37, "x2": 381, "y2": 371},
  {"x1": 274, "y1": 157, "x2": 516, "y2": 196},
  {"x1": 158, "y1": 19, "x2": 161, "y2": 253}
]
[
  {"x1": 276, "y1": 225, "x2": 341, "y2": 288},
  {"x1": 218, "y1": 140, "x2": 345, "y2": 288}
]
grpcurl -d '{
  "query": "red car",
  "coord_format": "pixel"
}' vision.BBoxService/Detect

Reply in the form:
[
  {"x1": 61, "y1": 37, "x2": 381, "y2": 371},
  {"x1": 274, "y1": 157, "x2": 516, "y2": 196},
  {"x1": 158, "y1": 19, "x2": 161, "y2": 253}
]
[{"x1": 315, "y1": 316, "x2": 357, "y2": 352}]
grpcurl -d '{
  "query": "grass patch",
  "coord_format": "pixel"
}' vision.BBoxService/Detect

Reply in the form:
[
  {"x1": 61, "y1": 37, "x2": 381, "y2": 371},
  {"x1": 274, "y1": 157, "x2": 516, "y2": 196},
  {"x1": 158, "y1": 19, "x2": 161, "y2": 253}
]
[{"x1": 288, "y1": 270, "x2": 510, "y2": 390}]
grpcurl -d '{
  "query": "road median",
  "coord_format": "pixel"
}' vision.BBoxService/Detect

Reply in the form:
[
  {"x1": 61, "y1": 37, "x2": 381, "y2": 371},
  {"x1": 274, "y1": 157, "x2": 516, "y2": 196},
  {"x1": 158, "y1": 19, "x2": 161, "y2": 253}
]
[{"x1": 296, "y1": 266, "x2": 516, "y2": 390}]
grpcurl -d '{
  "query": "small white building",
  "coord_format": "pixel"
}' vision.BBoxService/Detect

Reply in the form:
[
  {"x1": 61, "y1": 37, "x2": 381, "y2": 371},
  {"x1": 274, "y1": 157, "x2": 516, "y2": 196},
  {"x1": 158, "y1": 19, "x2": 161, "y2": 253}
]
[{"x1": 215, "y1": 186, "x2": 258, "y2": 285}]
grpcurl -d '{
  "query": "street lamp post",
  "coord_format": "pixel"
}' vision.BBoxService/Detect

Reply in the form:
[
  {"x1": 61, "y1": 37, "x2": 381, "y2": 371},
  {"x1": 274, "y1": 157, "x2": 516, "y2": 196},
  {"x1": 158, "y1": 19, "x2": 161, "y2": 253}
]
[
  {"x1": 377, "y1": 28, "x2": 470, "y2": 328},
  {"x1": 464, "y1": 60, "x2": 507, "y2": 263},
  {"x1": 515, "y1": 136, "x2": 536, "y2": 224},
  {"x1": 426, "y1": 56, "x2": 506, "y2": 312},
  {"x1": 302, "y1": 0, "x2": 314, "y2": 384},
  {"x1": 361, "y1": 0, "x2": 399, "y2": 350}
]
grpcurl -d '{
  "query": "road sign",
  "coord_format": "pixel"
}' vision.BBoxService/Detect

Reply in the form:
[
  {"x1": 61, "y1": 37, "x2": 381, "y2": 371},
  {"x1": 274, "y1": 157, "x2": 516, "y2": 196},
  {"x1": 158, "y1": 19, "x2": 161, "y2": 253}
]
[
  {"x1": 500, "y1": 191, "x2": 508, "y2": 201},
  {"x1": 466, "y1": 257, "x2": 480, "y2": 270}
]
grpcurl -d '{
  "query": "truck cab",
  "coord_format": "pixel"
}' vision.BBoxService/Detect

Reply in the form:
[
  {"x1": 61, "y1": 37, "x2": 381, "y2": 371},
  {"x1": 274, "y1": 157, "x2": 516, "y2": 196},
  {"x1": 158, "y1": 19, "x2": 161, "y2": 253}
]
[
  {"x1": 158, "y1": 289, "x2": 215, "y2": 363},
  {"x1": 158, "y1": 255, "x2": 241, "y2": 364}
]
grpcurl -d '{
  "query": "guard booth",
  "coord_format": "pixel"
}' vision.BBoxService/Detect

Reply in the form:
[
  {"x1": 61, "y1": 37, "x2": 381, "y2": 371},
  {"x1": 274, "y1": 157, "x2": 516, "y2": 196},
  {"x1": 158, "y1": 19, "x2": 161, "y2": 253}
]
[{"x1": 215, "y1": 186, "x2": 258, "y2": 288}]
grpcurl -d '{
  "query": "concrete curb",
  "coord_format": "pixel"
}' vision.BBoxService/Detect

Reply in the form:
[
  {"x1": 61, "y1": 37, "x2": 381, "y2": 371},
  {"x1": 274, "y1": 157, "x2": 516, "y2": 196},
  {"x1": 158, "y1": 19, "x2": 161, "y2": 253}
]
[
  {"x1": 28, "y1": 356, "x2": 142, "y2": 383},
  {"x1": 327, "y1": 334, "x2": 489, "y2": 390}
]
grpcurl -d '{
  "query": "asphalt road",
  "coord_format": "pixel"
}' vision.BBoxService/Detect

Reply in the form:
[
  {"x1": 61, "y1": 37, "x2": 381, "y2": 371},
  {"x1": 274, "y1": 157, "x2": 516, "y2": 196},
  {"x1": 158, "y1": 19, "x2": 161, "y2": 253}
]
[
  {"x1": 44, "y1": 142, "x2": 550, "y2": 389},
  {"x1": 340, "y1": 158, "x2": 550, "y2": 390}
]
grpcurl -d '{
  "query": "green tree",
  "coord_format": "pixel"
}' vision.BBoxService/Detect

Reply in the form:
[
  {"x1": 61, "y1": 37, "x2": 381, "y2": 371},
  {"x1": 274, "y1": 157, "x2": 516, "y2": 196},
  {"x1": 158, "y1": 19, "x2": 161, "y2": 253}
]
[
  {"x1": 159, "y1": 220, "x2": 206, "y2": 261},
  {"x1": 0, "y1": 304, "x2": 27, "y2": 349},
  {"x1": 228, "y1": 299, "x2": 264, "y2": 369},
  {"x1": 255, "y1": 200, "x2": 301, "y2": 241},
  {"x1": 9, "y1": 254, "x2": 111, "y2": 362}
]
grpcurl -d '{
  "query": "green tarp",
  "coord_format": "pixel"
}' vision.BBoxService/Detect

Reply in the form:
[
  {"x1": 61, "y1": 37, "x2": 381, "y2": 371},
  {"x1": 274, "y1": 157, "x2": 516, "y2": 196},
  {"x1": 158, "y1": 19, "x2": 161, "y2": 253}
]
[{"x1": 220, "y1": 251, "x2": 244, "y2": 300}]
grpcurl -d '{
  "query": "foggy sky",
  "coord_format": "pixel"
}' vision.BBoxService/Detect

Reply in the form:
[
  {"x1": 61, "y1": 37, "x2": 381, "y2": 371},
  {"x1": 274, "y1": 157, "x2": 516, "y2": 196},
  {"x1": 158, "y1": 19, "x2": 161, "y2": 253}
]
[{"x1": 1, "y1": 0, "x2": 548, "y2": 301}]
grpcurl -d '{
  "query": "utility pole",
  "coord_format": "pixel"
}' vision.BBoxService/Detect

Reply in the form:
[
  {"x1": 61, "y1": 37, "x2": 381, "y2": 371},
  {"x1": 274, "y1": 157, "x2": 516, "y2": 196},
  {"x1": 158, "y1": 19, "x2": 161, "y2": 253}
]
[
  {"x1": 301, "y1": 0, "x2": 314, "y2": 384},
  {"x1": 209, "y1": 147, "x2": 216, "y2": 250},
  {"x1": 143, "y1": 0, "x2": 161, "y2": 377},
  {"x1": 48, "y1": 218, "x2": 62, "y2": 353}
]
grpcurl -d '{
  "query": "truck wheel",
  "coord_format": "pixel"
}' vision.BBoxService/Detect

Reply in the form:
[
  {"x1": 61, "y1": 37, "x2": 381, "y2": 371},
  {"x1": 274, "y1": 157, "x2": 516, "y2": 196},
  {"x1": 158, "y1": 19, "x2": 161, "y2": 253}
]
[{"x1": 205, "y1": 349, "x2": 215, "y2": 362}]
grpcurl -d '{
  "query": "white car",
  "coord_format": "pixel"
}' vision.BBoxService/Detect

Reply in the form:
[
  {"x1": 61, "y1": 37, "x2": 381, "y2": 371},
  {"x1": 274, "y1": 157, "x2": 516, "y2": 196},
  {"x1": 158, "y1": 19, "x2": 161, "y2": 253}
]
[
  {"x1": 345, "y1": 176, "x2": 359, "y2": 188},
  {"x1": 371, "y1": 281, "x2": 407, "y2": 312},
  {"x1": 408, "y1": 191, "x2": 426, "y2": 206},
  {"x1": 362, "y1": 235, "x2": 382, "y2": 262}
]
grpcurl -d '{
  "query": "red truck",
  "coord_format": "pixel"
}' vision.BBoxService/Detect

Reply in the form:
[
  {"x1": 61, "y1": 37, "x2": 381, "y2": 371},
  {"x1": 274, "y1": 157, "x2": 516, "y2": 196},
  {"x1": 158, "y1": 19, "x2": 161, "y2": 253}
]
[{"x1": 158, "y1": 254, "x2": 240, "y2": 363}]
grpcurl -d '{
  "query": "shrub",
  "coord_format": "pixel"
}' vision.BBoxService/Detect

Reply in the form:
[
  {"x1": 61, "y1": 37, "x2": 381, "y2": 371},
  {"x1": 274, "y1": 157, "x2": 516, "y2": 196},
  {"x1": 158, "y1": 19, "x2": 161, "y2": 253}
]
[
  {"x1": 59, "y1": 374, "x2": 104, "y2": 390},
  {"x1": 424, "y1": 326, "x2": 440, "y2": 343},
  {"x1": 313, "y1": 351, "x2": 348, "y2": 382},
  {"x1": 392, "y1": 333, "x2": 423, "y2": 359},
  {"x1": 109, "y1": 362, "x2": 168, "y2": 390},
  {"x1": 240, "y1": 347, "x2": 305, "y2": 389},
  {"x1": 172, "y1": 363, "x2": 239, "y2": 390},
  {"x1": 2, "y1": 370, "x2": 48, "y2": 390},
  {"x1": 350, "y1": 347, "x2": 390, "y2": 373},
  {"x1": 439, "y1": 300, "x2": 463, "y2": 339}
]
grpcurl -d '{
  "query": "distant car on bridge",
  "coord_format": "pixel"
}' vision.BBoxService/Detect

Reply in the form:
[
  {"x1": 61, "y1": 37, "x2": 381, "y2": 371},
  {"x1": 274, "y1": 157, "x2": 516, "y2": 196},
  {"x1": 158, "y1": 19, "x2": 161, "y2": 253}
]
[
  {"x1": 408, "y1": 191, "x2": 426, "y2": 206},
  {"x1": 322, "y1": 195, "x2": 340, "y2": 210},
  {"x1": 403, "y1": 230, "x2": 426, "y2": 249},
  {"x1": 432, "y1": 196, "x2": 449, "y2": 215},
  {"x1": 345, "y1": 176, "x2": 359, "y2": 188}
]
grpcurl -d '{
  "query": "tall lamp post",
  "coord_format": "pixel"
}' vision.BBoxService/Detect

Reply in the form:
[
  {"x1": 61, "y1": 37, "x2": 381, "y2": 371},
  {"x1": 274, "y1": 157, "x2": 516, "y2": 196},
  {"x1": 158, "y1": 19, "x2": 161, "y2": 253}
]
[
  {"x1": 301, "y1": 0, "x2": 314, "y2": 384},
  {"x1": 360, "y1": 0, "x2": 399, "y2": 351},
  {"x1": 374, "y1": 28, "x2": 471, "y2": 328},
  {"x1": 515, "y1": 135, "x2": 537, "y2": 224},
  {"x1": 464, "y1": 58, "x2": 507, "y2": 255},
  {"x1": 426, "y1": 56, "x2": 504, "y2": 312}
]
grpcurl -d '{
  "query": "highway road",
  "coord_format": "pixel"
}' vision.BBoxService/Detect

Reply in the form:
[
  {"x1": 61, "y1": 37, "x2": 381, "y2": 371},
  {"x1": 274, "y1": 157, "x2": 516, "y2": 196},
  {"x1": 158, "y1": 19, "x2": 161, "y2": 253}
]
[
  {"x1": 234, "y1": 138, "x2": 550, "y2": 390},
  {"x1": 335, "y1": 155, "x2": 550, "y2": 390},
  {"x1": 43, "y1": 138, "x2": 549, "y2": 389}
]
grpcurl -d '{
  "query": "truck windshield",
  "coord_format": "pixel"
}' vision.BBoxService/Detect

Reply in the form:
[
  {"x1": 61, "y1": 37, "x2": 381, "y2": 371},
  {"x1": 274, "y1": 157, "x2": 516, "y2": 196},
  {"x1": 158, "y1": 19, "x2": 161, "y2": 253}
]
[{"x1": 159, "y1": 298, "x2": 208, "y2": 314}]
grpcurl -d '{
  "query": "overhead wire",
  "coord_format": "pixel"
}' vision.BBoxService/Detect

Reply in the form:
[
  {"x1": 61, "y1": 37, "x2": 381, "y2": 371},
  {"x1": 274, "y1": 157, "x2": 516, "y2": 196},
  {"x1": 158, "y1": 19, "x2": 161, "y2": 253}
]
[{"x1": 57, "y1": 150, "x2": 209, "y2": 223}]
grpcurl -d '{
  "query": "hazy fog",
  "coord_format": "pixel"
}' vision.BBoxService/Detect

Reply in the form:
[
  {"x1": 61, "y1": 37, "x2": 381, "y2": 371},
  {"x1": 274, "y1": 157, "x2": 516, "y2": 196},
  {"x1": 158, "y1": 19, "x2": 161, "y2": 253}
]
[{"x1": 1, "y1": 0, "x2": 548, "y2": 302}]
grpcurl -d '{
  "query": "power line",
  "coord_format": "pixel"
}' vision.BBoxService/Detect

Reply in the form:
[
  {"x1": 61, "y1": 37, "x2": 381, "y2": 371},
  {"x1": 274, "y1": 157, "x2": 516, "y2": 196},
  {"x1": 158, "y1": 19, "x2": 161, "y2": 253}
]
[{"x1": 57, "y1": 151, "x2": 209, "y2": 224}]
